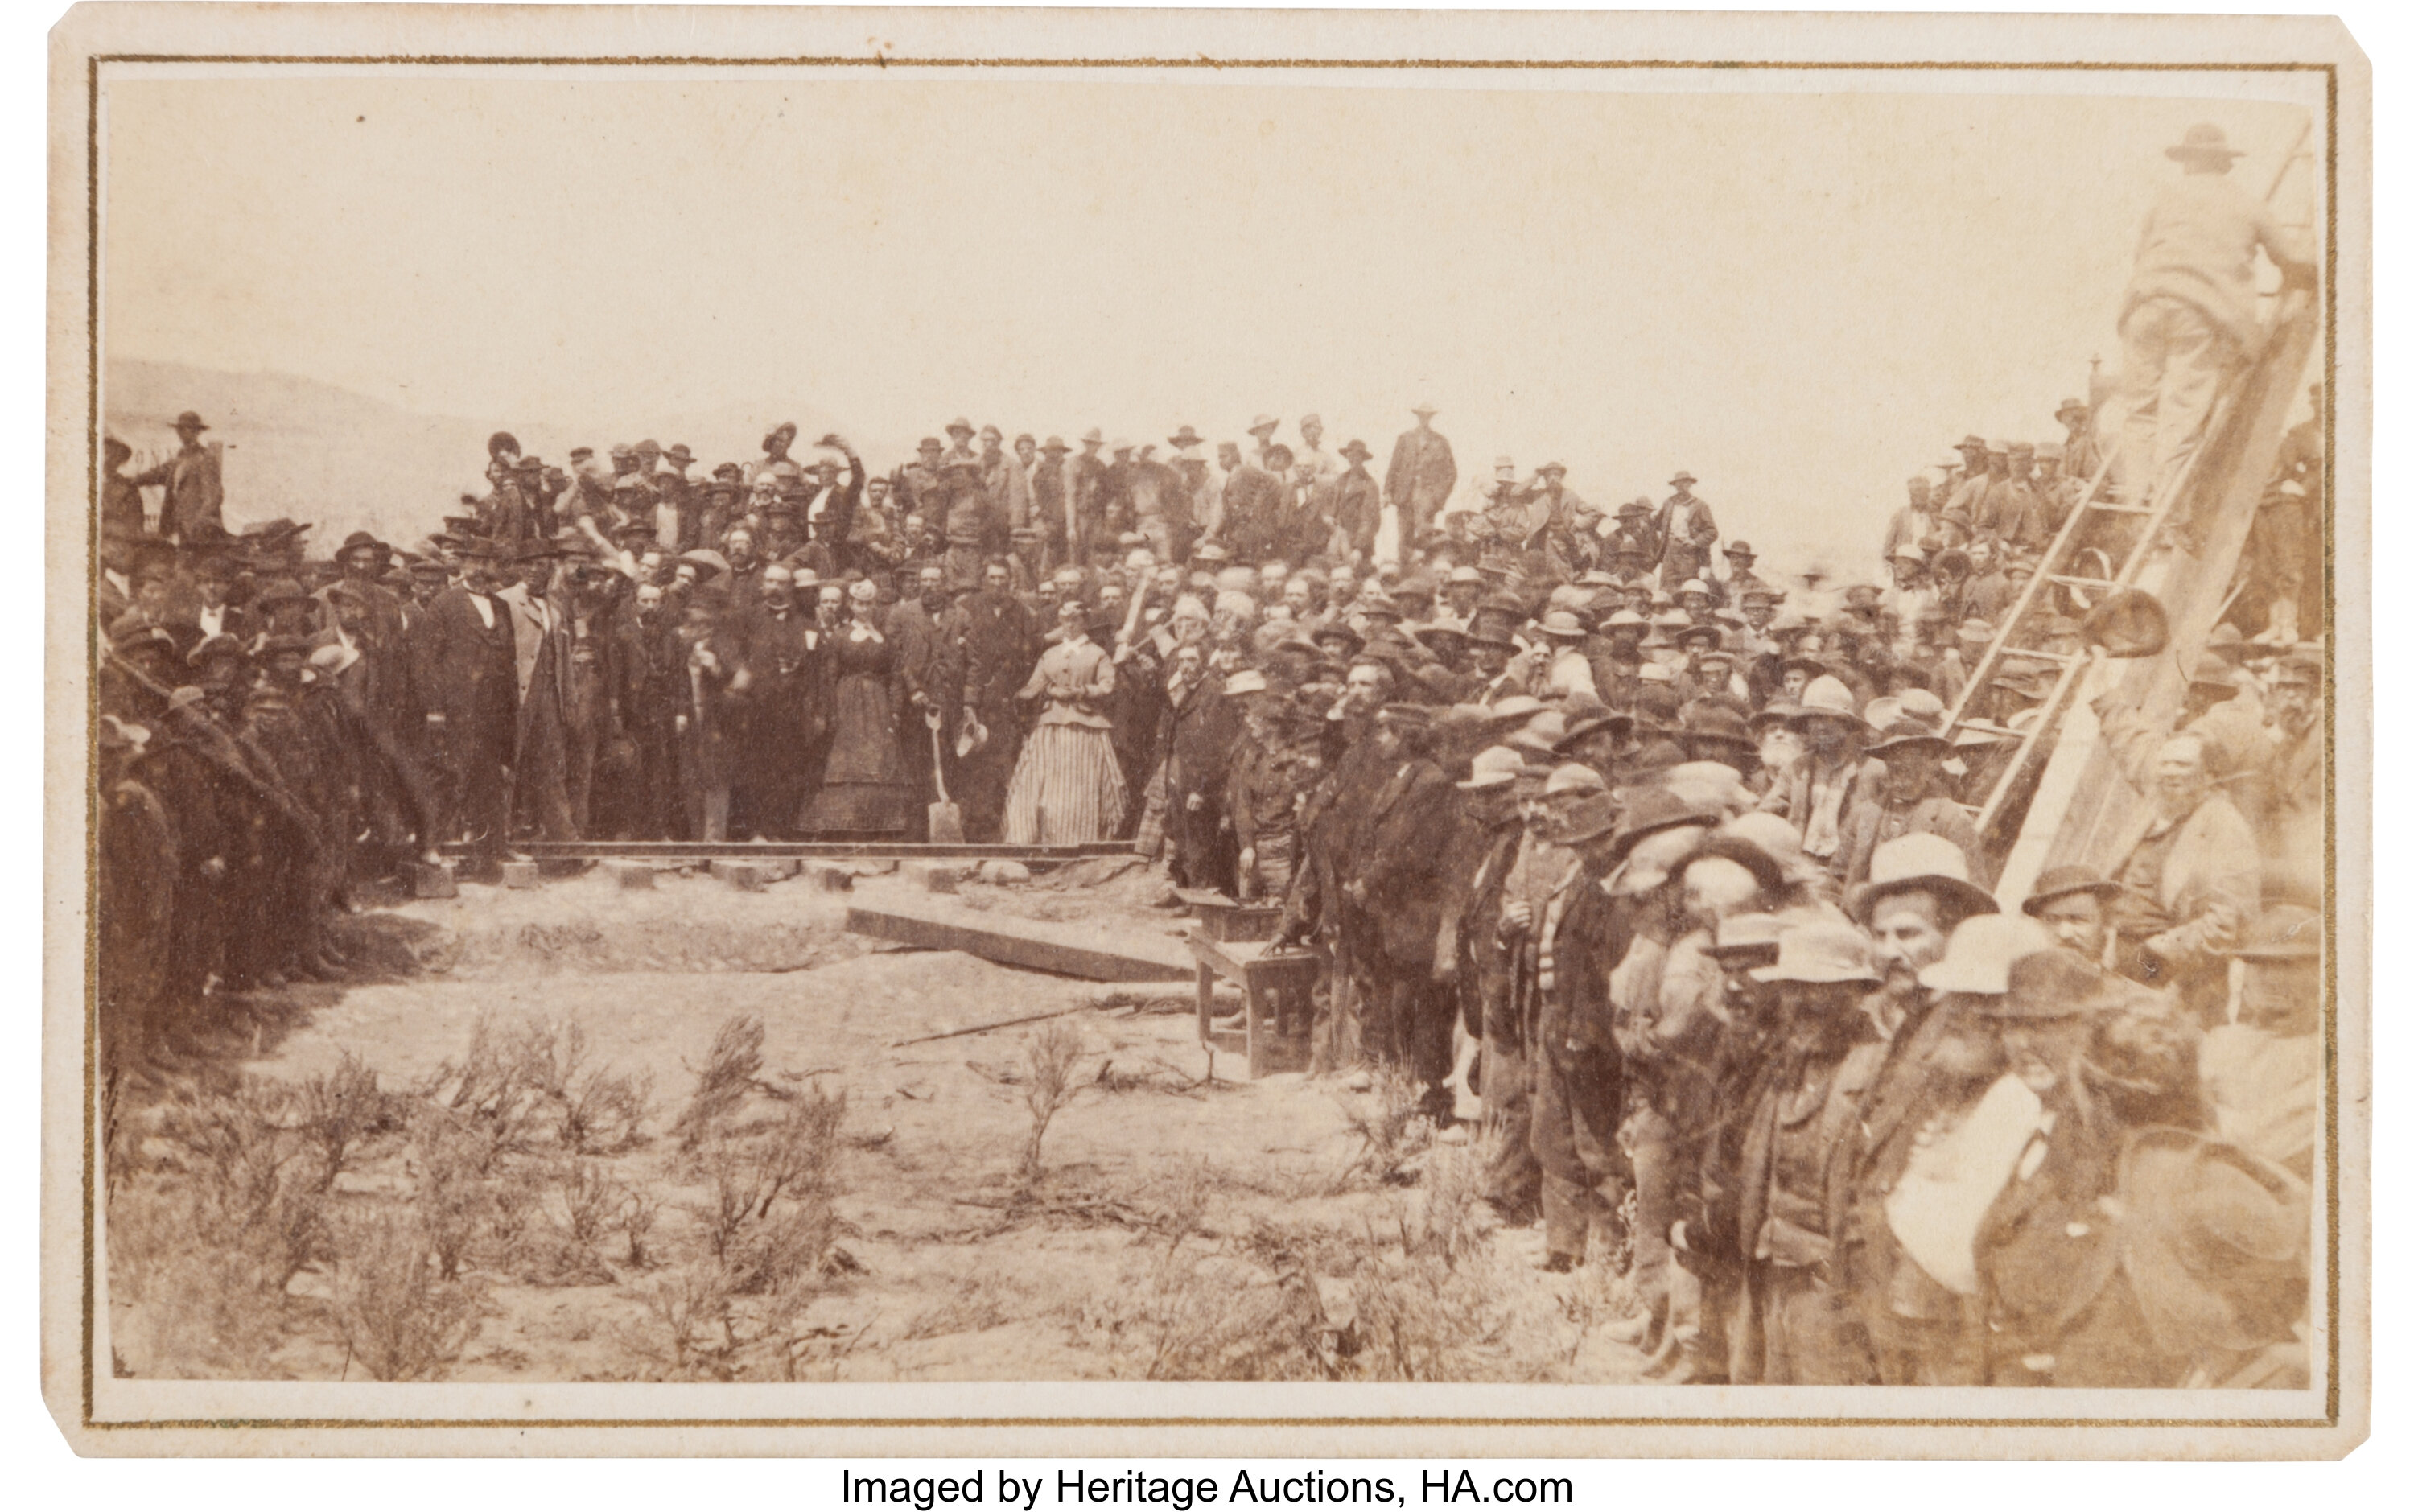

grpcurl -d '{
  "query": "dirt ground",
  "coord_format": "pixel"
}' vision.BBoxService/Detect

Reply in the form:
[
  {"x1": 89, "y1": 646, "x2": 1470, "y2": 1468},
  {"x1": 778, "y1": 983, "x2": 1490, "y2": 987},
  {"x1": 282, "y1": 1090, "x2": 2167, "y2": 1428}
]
[{"x1": 104, "y1": 864, "x2": 1656, "y2": 1384}]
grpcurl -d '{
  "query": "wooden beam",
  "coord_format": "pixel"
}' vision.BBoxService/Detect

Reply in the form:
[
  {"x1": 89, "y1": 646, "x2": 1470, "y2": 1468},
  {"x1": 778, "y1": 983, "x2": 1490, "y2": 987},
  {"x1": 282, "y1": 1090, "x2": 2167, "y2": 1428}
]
[{"x1": 844, "y1": 899, "x2": 1193, "y2": 983}]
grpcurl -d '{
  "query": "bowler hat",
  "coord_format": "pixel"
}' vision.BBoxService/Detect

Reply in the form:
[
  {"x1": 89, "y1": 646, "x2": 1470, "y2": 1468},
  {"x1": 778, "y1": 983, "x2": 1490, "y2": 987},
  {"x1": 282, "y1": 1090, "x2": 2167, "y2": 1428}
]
[
  {"x1": 174, "y1": 410, "x2": 209, "y2": 432},
  {"x1": 2166, "y1": 122, "x2": 2247, "y2": 163},
  {"x1": 1340, "y1": 439, "x2": 1374, "y2": 463}
]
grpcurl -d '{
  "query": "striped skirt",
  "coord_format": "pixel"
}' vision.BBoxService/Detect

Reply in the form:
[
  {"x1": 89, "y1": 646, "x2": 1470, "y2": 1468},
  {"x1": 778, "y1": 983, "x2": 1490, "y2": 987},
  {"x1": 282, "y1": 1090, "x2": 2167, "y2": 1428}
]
[{"x1": 1003, "y1": 723, "x2": 1128, "y2": 845}]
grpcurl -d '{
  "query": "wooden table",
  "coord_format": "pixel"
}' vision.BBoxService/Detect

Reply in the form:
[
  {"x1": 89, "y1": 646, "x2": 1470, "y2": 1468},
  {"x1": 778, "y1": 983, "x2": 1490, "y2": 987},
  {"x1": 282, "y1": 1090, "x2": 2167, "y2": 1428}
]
[{"x1": 1188, "y1": 928, "x2": 1318, "y2": 1078}]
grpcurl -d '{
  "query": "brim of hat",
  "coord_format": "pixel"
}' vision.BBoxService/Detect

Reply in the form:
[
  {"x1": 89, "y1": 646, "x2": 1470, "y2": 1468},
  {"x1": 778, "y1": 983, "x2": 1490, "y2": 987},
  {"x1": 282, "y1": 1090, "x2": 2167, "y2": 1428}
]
[
  {"x1": 1749, "y1": 964, "x2": 1882, "y2": 985},
  {"x1": 1849, "y1": 874, "x2": 2000, "y2": 925},
  {"x1": 1917, "y1": 962, "x2": 2009, "y2": 995},
  {"x1": 1864, "y1": 732, "x2": 1953, "y2": 755},
  {"x1": 2018, "y1": 881, "x2": 2126, "y2": 914},
  {"x1": 1455, "y1": 772, "x2": 1517, "y2": 790},
  {"x1": 2227, "y1": 942, "x2": 2322, "y2": 962}
]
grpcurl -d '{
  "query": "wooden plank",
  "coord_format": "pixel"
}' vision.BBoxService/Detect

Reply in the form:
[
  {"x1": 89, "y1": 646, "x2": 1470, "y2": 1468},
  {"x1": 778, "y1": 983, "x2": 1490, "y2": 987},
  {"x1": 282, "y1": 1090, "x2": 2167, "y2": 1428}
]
[{"x1": 844, "y1": 899, "x2": 1193, "y2": 983}]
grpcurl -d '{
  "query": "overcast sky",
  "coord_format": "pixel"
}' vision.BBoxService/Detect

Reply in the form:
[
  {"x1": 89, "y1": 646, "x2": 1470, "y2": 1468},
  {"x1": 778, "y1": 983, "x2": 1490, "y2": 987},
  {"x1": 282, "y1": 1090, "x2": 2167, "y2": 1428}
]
[{"x1": 100, "y1": 68, "x2": 2320, "y2": 571}]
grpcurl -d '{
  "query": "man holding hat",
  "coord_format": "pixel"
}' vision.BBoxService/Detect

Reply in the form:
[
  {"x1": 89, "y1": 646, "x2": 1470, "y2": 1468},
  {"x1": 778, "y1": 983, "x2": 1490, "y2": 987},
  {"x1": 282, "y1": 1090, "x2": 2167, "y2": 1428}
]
[{"x1": 2117, "y1": 123, "x2": 2316, "y2": 501}]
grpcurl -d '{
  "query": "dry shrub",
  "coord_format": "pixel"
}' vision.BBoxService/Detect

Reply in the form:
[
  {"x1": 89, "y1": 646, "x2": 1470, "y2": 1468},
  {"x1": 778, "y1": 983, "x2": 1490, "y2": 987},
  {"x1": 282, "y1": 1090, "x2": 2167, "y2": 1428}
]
[
  {"x1": 1018, "y1": 1021, "x2": 1086, "y2": 1187},
  {"x1": 565, "y1": 1065, "x2": 653, "y2": 1154},
  {"x1": 620, "y1": 1188, "x2": 661, "y2": 1270},
  {"x1": 1073, "y1": 1244, "x2": 1340, "y2": 1382},
  {"x1": 290, "y1": 1050, "x2": 393, "y2": 1191},
  {"x1": 419, "y1": 1012, "x2": 650, "y2": 1156},
  {"x1": 329, "y1": 1209, "x2": 481, "y2": 1382},
  {"x1": 680, "y1": 1085, "x2": 848, "y2": 1295},
  {"x1": 625, "y1": 1263, "x2": 736, "y2": 1379},
  {"x1": 674, "y1": 1014, "x2": 766, "y2": 1147},
  {"x1": 1332, "y1": 1069, "x2": 1433, "y2": 1189},
  {"x1": 554, "y1": 1158, "x2": 626, "y2": 1248},
  {"x1": 407, "y1": 1106, "x2": 496, "y2": 1280},
  {"x1": 419, "y1": 1012, "x2": 564, "y2": 1156}
]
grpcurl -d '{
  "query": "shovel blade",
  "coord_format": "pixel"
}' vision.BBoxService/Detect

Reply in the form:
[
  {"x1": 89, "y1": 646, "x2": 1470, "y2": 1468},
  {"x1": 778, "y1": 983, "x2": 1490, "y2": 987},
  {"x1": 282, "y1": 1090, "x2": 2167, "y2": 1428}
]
[{"x1": 927, "y1": 801, "x2": 966, "y2": 846}]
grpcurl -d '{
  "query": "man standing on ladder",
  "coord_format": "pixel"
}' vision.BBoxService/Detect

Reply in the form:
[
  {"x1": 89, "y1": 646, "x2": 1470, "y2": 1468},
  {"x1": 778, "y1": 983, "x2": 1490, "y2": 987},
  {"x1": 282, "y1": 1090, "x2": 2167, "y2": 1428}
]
[{"x1": 2115, "y1": 123, "x2": 2315, "y2": 505}]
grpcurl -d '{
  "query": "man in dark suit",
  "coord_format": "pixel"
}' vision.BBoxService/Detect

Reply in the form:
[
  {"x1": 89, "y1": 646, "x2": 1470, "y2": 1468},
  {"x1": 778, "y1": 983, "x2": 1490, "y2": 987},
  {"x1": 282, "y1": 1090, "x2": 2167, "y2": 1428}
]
[
  {"x1": 132, "y1": 410, "x2": 224, "y2": 542},
  {"x1": 1160, "y1": 643, "x2": 1241, "y2": 895},
  {"x1": 1345, "y1": 703, "x2": 1458, "y2": 1106},
  {"x1": 409, "y1": 536, "x2": 521, "y2": 873},
  {"x1": 1385, "y1": 402, "x2": 1458, "y2": 549},
  {"x1": 957, "y1": 558, "x2": 1038, "y2": 841}
]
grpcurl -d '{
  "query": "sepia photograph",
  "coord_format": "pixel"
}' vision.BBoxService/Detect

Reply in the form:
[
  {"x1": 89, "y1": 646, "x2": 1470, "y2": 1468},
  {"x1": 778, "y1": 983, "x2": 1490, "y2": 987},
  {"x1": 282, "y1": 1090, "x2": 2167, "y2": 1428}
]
[{"x1": 41, "y1": 4, "x2": 2371, "y2": 1458}]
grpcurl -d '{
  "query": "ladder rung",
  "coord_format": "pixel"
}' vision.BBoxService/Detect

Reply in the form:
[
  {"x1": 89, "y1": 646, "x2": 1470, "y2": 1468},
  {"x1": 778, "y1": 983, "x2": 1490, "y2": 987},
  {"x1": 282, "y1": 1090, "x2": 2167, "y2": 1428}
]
[
  {"x1": 1952, "y1": 718, "x2": 2025, "y2": 739},
  {"x1": 1999, "y1": 646, "x2": 2074, "y2": 664},
  {"x1": 2047, "y1": 574, "x2": 2118, "y2": 590},
  {"x1": 2085, "y1": 501, "x2": 2153, "y2": 515}
]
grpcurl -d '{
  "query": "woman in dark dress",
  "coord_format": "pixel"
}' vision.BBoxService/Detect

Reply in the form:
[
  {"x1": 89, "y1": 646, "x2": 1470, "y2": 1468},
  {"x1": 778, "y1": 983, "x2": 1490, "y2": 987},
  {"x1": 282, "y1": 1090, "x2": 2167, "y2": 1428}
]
[{"x1": 802, "y1": 577, "x2": 911, "y2": 834}]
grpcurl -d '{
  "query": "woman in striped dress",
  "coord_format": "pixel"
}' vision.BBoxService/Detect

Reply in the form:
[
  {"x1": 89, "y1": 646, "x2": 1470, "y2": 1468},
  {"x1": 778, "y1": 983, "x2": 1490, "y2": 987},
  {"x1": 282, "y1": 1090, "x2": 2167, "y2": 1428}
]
[{"x1": 1003, "y1": 600, "x2": 1127, "y2": 844}]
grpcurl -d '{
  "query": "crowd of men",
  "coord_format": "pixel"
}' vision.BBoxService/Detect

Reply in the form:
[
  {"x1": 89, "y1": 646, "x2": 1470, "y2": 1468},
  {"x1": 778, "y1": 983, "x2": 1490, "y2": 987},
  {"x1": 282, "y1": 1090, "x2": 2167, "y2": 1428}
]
[{"x1": 93, "y1": 122, "x2": 2323, "y2": 1388}]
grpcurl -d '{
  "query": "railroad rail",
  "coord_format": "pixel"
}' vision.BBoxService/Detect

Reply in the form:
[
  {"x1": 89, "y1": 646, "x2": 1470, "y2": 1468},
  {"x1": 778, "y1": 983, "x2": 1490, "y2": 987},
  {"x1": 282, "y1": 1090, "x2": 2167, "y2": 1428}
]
[{"x1": 436, "y1": 839, "x2": 1135, "y2": 863}]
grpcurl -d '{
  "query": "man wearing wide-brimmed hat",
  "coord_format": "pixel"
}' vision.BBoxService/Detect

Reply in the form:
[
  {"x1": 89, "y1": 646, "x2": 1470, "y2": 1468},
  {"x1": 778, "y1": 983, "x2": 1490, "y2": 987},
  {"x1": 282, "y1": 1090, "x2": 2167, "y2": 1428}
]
[
  {"x1": 1841, "y1": 715, "x2": 1984, "y2": 887},
  {"x1": 1653, "y1": 469, "x2": 1719, "y2": 593},
  {"x1": 1385, "y1": 402, "x2": 1458, "y2": 554},
  {"x1": 2117, "y1": 122, "x2": 2317, "y2": 502},
  {"x1": 133, "y1": 410, "x2": 225, "y2": 542},
  {"x1": 1758, "y1": 674, "x2": 1883, "y2": 878},
  {"x1": 1732, "y1": 919, "x2": 1886, "y2": 1384}
]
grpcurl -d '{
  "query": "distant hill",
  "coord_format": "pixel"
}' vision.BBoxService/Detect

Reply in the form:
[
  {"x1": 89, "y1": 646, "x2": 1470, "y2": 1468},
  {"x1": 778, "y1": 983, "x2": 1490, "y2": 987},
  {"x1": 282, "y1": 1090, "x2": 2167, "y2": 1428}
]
[{"x1": 105, "y1": 358, "x2": 863, "y2": 553}]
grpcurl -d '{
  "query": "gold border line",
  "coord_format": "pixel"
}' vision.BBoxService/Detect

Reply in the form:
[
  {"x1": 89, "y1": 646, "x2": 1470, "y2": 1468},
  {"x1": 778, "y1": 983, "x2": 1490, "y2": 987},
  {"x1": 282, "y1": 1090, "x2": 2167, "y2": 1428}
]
[{"x1": 77, "y1": 51, "x2": 2346, "y2": 1436}]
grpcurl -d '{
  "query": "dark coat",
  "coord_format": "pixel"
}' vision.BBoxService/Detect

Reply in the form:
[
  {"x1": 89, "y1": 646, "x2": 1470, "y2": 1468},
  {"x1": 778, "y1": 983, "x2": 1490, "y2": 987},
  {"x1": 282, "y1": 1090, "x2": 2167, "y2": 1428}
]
[{"x1": 1353, "y1": 756, "x2": 1455, "y2": 963}]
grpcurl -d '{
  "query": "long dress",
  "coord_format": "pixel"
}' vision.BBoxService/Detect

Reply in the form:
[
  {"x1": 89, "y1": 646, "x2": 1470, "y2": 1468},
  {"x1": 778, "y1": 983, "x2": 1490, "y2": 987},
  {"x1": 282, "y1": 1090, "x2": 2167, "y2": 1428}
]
[
  {"x1": 803, "y1": 620, "x2": 910, "y2": 834},
  {"x1": 1003, "y1": 635, "x2": 1128, "y2": 844}
]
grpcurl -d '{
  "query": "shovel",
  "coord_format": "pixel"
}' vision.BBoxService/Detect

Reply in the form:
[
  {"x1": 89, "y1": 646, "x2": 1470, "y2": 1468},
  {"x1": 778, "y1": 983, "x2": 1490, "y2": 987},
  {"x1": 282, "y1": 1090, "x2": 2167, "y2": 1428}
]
[{"x1": 924, "y1": 708, "x2": 965, "y2": 844}]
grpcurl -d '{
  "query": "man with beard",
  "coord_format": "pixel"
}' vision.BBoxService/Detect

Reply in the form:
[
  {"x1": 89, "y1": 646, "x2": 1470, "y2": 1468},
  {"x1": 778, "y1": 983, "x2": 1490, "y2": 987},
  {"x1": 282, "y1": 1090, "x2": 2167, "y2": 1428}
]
[
  {"x1": 1159, "y1": 640, "x2": 1241, "y2": 896},
  {"x1": 731, "y1": 562, "x2": 829, "y2": 838},
  {"x1": 672, "y1": 582, "x2": 745, "y2": 841},
  {"x1": 611, "y1": 579, "x2": 682, "y2": 838},
  {"x1": 1830, "y1": 838, "x2": 2008, "y2": 1384},
  {"x1": 1733, "y1": 921, "x2": 1886, "y2": 1384},
  {"x1": 409, "y1": 537, "x2": 520, "y2": 875},
  {"x1": 1275, "y1": 657, "x2": 1394, "y2": 1072},
  {"x1": 1343, "y1": 704, "x2": 1458, "y2": 1108},
  {"x1": 890, "y1": 562, "x2": 968, "y2": 842},
  {"x1": 496, "y1": 538, "x2": 580, "y2": 847},
  {"x1": 1842, "y1": 715, "x2": 1984, "y2": 887},
  {"x1": 1759, "y1": 676, "x2": 1885, "y2": 880},
  {"x1": 1436, "y1": 747, "x2": 1548, "y2": 1220},
  {"x1": 2092, "y1": 696, "x2": 2260, "y2": 1026},
  {"x1": 954, "y1": 558, "x2": 1039, "y2": 841}
]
